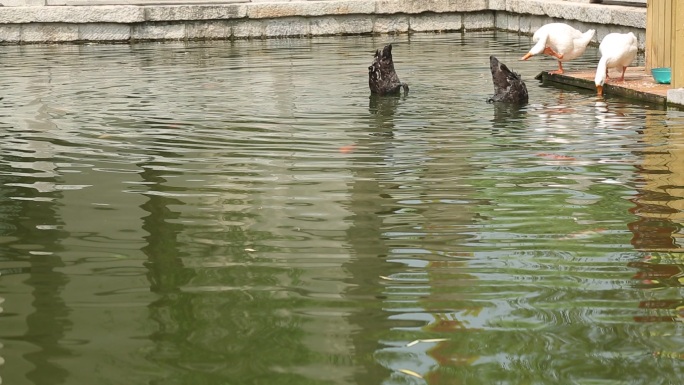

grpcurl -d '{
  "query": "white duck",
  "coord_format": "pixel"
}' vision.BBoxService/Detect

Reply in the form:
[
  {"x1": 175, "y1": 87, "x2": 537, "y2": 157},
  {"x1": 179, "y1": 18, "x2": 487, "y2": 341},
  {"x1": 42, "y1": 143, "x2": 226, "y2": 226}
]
[
  {"x1": 594, "y1": 32, "x2": 638, "y2": 95},
  {"x1": 521, "y1": 23, "x2": 596, "y2": 74}
]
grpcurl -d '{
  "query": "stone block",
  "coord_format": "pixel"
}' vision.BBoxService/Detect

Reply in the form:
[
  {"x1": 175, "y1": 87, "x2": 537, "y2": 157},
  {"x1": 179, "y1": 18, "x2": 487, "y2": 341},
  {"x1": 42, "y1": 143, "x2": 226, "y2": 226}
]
[
  {"x1": 635, "y1": 29, "x2": 645, "y2": 51},
  {"x1": 518, "y1": 14, "x2": 532, "y2": 34},
  {"x1": 248, "y1": 0, "x2": 374, "y2": 19},
  {"x1": 507, "y1": 0, "x2": 545, "y2": 16},
  {"x1": 409, "y1": 13, "x2": 462, "y2": 32},
  {"x1": 375, "y1": 0, "x2": 410, "y2": 15},
  {"x1": 22, "y1": 23, "x2": 79, "y2": 42},
  {"x1": 610, "y1": 8, "x2": 646, "y2": 28},
  {"x1": 446, "y1": 0, "x2": 488, "y2": 13},
  {"x1": 0, "y1": 24, "x2": 21, "y2": 42},
  {"x1": 505, "y1": 12, "x2": 520, "y2": 31},
  {"x1": 413, "y1": 0, "x2": 452, "y2": 14},
  {"x1": 264, "y1": 17, "x2": 310, "y2": 37},
  {"x1": 528, "y1": 15, "x2": 553, "y2": 33},
  {"x1": 667, "y1": 89, "x2": 684, "y2": 107},
  {"x1": 2, "y1": 6, "x2": 145, "y2": 23},
  {"x1": 0, "y1": 0, "x2": 651, "y2": 44},
  {"x1": 309, "y1": 16, "x2": 373, "y2": 35},
  {"x1": 373, "y1": 15, "x2": 409, "y2": 34},
  {"x1": 78, "y1": 23, "x2": 130, "y2": 41},
  {"x1": 144, "y1": 5, "x2": 247, "y2": 22},
  {"x1": 580, "y1": 4, "x2": 612, "y2": 25},
  {"x1": 463, "y1": 12, "x2": 494, "y2": 31},
  {"x1": 376, "y1": 0, "x2": 486, "y2": 15},
  {"x1": 185, "y1": 20, "x2": 232, "y2": 40},
  {"x1": 131, "y1": 22, "x2": 186, "y2": 40},
  {"x1": 2, "y1": 0, "x2": 44, "y2": 6},
  {"x1": 592, "y1": 24, "x2": 616, "y2": 44},
  {"x1": 495, "y1": 12, "x2": 508, "y2": 30},
  {"x1": 489, "y1": 0, "x2": 506, "y2": 11},
  {"x1": 595, "y1": 23, "x2": 642, "y2": 48},
  {"x1": 233, "y1": 19, "x2": 265, "y2": 38}
]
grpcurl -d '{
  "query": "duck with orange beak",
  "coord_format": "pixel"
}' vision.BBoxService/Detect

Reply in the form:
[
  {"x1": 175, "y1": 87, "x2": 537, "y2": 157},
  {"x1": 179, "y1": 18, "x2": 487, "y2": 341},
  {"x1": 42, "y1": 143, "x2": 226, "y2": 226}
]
[
  {"x1": 594, "y1": 32, "x2": 638, "y2": 96},
  {"x1": 521, "y1": 23, "x2": 595, "y2": 74}
]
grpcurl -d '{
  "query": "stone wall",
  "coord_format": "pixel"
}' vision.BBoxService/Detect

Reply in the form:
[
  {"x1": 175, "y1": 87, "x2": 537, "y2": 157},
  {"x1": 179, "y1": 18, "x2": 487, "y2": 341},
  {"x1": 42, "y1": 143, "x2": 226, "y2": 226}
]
[
  {"x1": 0, "y1": 0, "x2": 646, "y2": 44},
  {"x1": 0, "y1": 0, "x2": 648, "y2": 6}
]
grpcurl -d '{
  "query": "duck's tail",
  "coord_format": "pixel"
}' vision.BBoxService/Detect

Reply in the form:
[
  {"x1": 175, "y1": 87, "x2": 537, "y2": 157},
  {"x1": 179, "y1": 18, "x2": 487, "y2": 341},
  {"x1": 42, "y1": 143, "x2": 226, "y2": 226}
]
[{"x1": 581, "y1": 29, "x2": 596, "y2": 45}]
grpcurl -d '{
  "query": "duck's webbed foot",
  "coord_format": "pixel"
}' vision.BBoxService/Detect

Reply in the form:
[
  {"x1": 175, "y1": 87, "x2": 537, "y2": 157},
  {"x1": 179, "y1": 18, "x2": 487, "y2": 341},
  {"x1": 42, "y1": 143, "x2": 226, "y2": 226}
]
[{"x1": 542, "y1": 46, "x2": 563, "y2": 60}]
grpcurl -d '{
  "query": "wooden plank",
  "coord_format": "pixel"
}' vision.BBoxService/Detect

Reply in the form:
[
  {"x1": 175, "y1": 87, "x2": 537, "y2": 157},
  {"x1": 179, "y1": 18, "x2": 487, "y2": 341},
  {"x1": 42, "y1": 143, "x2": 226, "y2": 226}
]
[
  {"x1": 674, "y1": 0, "x2": 684, "y2": 88},
  {"x1": 656, "y1": 0, "x2": 664, "y2": 68},
  {"x1": 538, "y1": 69, "x2": 669, "y2": 106},
  {"x1": 646, "y1": 0, "x2": 653, "y2": 69},
  {"x1": 664, "y1": 0, "x2": 672, "y2": 68}
]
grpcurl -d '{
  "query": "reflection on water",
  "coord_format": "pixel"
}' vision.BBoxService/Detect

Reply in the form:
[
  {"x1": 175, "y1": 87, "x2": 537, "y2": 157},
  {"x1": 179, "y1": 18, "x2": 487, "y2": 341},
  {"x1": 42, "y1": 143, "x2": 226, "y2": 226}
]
[{"x1": 0, "y1": 32, "x2": 683, "y2": 385}]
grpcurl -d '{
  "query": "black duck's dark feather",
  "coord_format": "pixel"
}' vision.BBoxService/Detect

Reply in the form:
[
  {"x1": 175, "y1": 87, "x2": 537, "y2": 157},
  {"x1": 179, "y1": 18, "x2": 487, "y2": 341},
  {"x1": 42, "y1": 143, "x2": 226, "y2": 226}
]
[
  {"x1": 487, "y1": 55, "x2": 528, "y2": 105},
  {"x1": 368, "y1": 44, "x2": 409, "y2": 96}
]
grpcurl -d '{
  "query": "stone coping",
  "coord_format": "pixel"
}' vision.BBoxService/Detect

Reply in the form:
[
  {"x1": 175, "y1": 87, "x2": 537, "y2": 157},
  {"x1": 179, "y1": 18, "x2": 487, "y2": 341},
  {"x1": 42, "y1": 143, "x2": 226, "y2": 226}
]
[
  {"x1": 0, "y1": 0, "x2": 647, "y2": 48},
  {"x1": 0, "y1": 0, "x2": 644, "y2": 28}
]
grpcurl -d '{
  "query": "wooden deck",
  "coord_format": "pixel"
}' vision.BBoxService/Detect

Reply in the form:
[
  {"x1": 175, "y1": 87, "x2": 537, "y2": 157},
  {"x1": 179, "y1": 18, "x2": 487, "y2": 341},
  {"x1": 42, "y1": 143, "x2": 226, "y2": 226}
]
[{"x1": 536, "y1": 67, "x2": 671, "y2": 106}]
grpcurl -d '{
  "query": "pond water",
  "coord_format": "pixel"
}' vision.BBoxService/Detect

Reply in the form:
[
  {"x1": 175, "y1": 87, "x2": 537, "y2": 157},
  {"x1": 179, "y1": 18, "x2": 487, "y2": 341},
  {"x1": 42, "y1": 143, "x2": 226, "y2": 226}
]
[{"x1": 0, "y1": 31, "x2": 683, "y2": 385}]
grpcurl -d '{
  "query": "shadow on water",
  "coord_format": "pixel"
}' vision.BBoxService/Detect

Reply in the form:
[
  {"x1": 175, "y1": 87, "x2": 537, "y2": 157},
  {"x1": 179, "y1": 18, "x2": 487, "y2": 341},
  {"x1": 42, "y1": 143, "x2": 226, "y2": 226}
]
[
  {"x1": 360, "y1": 90, "x2": 493, "y2": 382},
  {"x1": 625, "y1": 109, "x2": 684, "y2": 330},
  {"x1": 342, "y1": 93, "x2": 401, "y2": 384},
  {"x1": 490, "y1": 103, "x2": 528, "y2": 132},
  {"x1": 628, "y1": 109, "x2": 684, "y2": 252},
  {"x1": 0, "y1": 121, "x2": 71, "y2": 385},
  {"x1": 138, "y1": 145, "x2": 314, "y2": 383},
  {"x1": 368, "y1": 94, "x2": 405, "y2": 137}
]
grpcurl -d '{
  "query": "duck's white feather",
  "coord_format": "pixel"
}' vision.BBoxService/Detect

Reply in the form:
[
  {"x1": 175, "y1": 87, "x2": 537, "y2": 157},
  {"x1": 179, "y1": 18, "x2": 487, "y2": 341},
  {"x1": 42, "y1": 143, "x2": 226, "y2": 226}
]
[
  {"x1": 528, "y1": 23, "x2": 596, "y2": 62},
  {"x1": 594, "y1": 32, "x2": 638, "y2": 86}
]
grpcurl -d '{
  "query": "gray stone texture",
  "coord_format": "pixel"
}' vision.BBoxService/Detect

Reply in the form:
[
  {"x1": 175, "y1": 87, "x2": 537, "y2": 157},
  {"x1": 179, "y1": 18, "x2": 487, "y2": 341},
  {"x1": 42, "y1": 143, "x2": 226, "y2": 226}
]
[
  {"x1": 373, "y1": 15, "x2": 409, "y2": 34},
  {"x1": 144, "y1": 5, "x2": 247, "y2": 21},
  {"x1": 309, "y1": 16, "x2": 373, "y2": 35},
  {"x1": 132, "y1": 22, "x2": 186, "y2": 40},
  {"x1": 232, "y1": 19, "x2": 266, "y2": 38},
  {"x1": 2, "y1": 0, "x2": 45, "y2": 5},
  {"x1": 79, "y1": 23, "x2": 131, "y2": 41},
  {"x1": 409, "y1": 13, "x2": 463, "y2": 32},
  {"x1": 0, "y1": 6, "x2": 144, "y2": 24},
  {"x1": 185, "y1": 20, "x2": 232, "y2": 40},
  {"x1": 0, "y1": 0, "x2": 647, "y2": 43},
  {"x1": 667, "y1": 89, "x2": 684, "y2": 107},
  {"x1": 0, "y1": 24, "x2": 22, "y2": 42},
  {"x1": 463, "y1": 12, "x2": 495, "y2": 31},
  {"x1": 22, "y1": 23, "x2": 79, "y2": 42},
  {"x1": 264, "y1": 17, "x2": 310, "y2": 36}
]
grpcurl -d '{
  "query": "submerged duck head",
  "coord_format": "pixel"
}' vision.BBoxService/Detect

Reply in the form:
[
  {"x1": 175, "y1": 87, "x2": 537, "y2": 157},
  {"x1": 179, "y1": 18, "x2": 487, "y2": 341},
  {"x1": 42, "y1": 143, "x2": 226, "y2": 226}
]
[
  {"x1": 487, "y1": 55, "x2": 529, "y2": 105},
  {"x1": 368, "y1": 44, "x2": 409, "y2": 96}
]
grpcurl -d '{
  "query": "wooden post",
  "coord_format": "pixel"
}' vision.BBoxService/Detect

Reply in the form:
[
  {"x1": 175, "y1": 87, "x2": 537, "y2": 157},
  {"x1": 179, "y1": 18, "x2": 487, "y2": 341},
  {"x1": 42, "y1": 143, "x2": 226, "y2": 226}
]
[
  {"x1": 647, "y1": 0, "x2": 673, "y2": 70},
  {"x1": 673, "y1": 1, "x2": 684, "y2": 88},
  {"x1": 647, "y1": 0, "x2": 683, "y2": 87},
  {"x1": 646, "y1": 0, "x2": 651, "y2": 68}
]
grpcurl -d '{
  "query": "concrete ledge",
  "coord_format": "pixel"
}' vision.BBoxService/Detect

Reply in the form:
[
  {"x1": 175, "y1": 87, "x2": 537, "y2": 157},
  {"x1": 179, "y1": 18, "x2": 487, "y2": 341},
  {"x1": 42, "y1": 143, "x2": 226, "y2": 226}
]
[
  {"x1": 667, "y1": 89, "x2": 684, "y2": 108},
  {"x1": 538, "y1": 68, "x2": 684, "y2": 108},
  {"x1": 0, "y1": 6, "x2": 145, "y2": 24},
  {"x1": 0, "y1": 0, "x2": 646, "y2": 43},
  {"x1": 144, "y1": 5, "x2": 248, "y2": 21}
]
